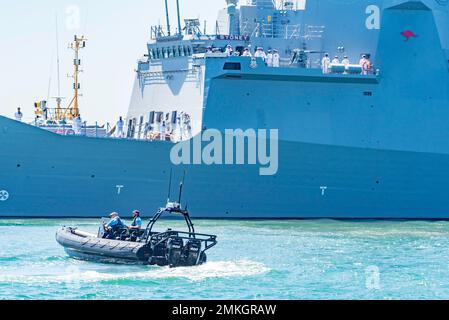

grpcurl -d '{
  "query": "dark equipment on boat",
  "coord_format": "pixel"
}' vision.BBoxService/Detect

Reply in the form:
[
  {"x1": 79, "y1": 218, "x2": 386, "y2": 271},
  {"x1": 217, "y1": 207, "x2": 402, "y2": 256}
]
[{"x1": 56, "y1": 172, "x2": 217, "y2": 267}]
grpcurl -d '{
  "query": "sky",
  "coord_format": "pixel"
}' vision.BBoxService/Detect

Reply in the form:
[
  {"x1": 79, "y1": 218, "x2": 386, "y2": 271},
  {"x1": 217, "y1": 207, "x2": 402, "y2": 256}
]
[{"x1": 0, "y1": 0, "x2": 226, "y2": 124}]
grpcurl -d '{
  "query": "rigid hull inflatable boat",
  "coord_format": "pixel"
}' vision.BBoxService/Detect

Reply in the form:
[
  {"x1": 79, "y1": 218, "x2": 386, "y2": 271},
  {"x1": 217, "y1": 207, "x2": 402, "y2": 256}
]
[{"x1": 56, "y1": 202, "x2": 218, "y2": 267}]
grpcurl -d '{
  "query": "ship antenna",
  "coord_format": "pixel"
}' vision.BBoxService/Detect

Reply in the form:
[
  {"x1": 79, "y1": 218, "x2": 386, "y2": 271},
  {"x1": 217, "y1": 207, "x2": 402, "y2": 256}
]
[
  {"x1": 167, "y1": 168, "x2": 173, "y2": 202},
  {"x1": 64, "y1": 35, "x2": 87, "y2": 120},
  {"x1": 176, "y1": 0, "x2": 182, "y2": 35},
  {"x1": 164, "y1": 0, "x2": 171, "y2": 36},
  {"x1": 56, "y1": 14, "x2": 61, "y2": 102},
  {"x1": 55, "y1": 13, "x2": 63, "y2": 120},
  {"x1": 178, "y1": 170, "x2": 186, "y2": 205}
]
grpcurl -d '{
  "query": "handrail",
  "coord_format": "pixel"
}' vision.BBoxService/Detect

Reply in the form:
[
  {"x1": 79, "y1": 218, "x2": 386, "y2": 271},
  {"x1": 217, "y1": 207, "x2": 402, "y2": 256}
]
[{"x1": 147, "y1": 230, "x2": 218, "y2": 250}]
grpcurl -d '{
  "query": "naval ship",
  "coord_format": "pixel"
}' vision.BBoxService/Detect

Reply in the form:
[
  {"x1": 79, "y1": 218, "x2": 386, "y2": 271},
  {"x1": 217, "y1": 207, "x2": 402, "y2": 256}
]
[{"x1": 1, "y1": 0, "x2": 449, "y2": 218}]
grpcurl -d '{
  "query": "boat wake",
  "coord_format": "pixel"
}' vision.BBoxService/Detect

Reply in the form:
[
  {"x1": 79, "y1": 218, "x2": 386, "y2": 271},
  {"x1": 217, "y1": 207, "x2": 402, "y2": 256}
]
[{"x1": 0, "y1": 260, "x2": 270, "y2": 284}]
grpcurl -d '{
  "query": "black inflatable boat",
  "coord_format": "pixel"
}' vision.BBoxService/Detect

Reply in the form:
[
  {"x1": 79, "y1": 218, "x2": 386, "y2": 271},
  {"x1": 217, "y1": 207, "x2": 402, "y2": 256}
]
[{"x1": 56, "y1": 202, "x2": 217, "y2": 267}]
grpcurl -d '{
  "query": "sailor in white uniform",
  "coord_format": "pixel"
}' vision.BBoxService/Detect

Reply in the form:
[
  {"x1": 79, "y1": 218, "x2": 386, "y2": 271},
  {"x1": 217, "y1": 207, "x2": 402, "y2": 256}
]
[
  {"x1": 116, "y1": 117, "x2": 125, "y2": 138},
  {"x1": 41, "y1": 101, "x2": 48, "y2": 120},
  {"x1": 254, "y1": 47, "x2": 267, "y2": 62},
  {"x1": 72, "y1": 115, "x2": 82, "y2": 135},
  {"x1": 332, "y1": 56, "x2": 340, "y2": 64},
  {"x1": 242, "y1": 48, "x2": 252, "y2": 57},
  {"x1": 342, "y1": 55, "x2": 350, "y2": 67},
  {"x1": 266, "y1": 50, "x2": 273, "y2": 67},
  {"x1": 272, "y1": 49, "x2": 280, "y2": 68},
  {"x1": 321, "y1": 53, "x2": 331, "y2": 74},
  {"x1": 14, "y1": 108, "x2": 23, "y2": 122},
  {"x1": 225, "y1": 44, "x2": 233, "y2": 56},
  {"x1": 359, "y1": 55, "x2": 371, "y2": 75},
  {"x1": 359, "y1": 55, "x2": 368, "y2": 68},
  {"x1": 160, "y1": 121, "x2": 167, "y2": 141}
]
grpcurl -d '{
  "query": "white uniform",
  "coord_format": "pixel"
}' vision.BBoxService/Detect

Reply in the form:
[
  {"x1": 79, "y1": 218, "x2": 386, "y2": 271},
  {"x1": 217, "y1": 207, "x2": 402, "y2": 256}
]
[
  {"x1": 242, "y1": 50, "x2": 252, "y2": 57},
  {"x1": 72, "y1": 117, "x2": 82, "y2": 135},
  {"x1": 342, "y1": 58, "x2": 350, "y2": 67},
  {"x1": 14, "y1": 111, "x2": 23, "y2": 122},
  {"x1": 272, "y1": 52, "x2": 280, "y2": 67},
  {"x1": 321, "y1": 56, "x2": 331, "y2": 74},
  {"x1": 266, "y1": 52, "x2": 273, "y2": 67},
  {"x1": 360, "y1": 58, "x2": 371, "y2": 75},
  {"x1": 225, "y1": 47, "x2": 233, "y2": 56},
  {"x1": 359, "y1": 58, "x2": 367, "y2": 67},
  {"x1": 41, "y1": 101, "x2": 48, "y2": 120},
  {"x1": 116, "y1": 120, "x2": 124, "y2": 138},
  {"x1": 160, "y1": 123, "x2": 167, "y2": 141},
  {"x1": 332, "y1": 58, "x2": 340, "y2": 64},
  {"x1": 254, "y1": 49, "x2": 267, "y2": 62}
]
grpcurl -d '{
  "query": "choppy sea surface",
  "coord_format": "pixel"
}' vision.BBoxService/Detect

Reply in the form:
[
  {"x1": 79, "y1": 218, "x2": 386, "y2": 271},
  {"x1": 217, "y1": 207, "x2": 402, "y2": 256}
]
[{"x1": 1, "y1": 219, "x2": 449, "y2": 300}]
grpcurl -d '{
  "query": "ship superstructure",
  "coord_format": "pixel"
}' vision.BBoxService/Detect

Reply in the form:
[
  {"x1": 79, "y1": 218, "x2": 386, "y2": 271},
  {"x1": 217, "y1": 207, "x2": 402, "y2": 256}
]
[
  {"x1": 32, "y1": 35, "x2": 107, "y2": 137},
  {"x1": 127, "y1": 0, "x2": 381, "y2": 142},
  {"x1": 1, "y1": 0, "x2": 449, "y2": 218}
]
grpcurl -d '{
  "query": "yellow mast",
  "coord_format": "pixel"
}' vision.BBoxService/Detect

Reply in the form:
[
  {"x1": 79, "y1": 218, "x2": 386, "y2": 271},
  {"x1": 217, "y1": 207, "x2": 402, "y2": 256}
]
[{"x1": 64, "y1": 35, "x2": 87, "y2": 120}]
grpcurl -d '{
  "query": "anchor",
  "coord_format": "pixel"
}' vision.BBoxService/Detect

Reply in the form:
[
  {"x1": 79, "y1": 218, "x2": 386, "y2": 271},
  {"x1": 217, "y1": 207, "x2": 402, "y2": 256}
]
[{"x1": 0, "y1": 190, "x2": 9, "y2": 202}]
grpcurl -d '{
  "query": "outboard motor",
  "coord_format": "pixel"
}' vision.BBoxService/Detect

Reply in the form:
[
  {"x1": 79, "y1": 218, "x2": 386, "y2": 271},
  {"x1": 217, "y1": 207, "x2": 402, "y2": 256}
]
[
  {"x1": 149, "y1": 242, "x2": 169, "y2": 266},
  {"x1": 167, "y1": 237, "x2": 184, "y2": 267},
  {"x1": 184, "y1": 239, "x2": 202, "y2": 266},
  {"x1": 136, "y1": 245, "x2": 153, "y2": 262}
]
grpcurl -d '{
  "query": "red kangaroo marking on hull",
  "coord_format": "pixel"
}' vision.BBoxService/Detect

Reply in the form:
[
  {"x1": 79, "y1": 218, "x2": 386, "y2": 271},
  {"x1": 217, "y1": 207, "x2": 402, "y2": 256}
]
[{"x1": 401, "y1": 30, "x2": 418, "y2": 42}]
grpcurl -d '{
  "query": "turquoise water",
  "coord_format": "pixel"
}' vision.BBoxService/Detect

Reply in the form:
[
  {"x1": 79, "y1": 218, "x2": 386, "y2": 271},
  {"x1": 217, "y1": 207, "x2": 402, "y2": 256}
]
[{"x1": 1, "y1": 219, "x2": 449, "y2": 300}]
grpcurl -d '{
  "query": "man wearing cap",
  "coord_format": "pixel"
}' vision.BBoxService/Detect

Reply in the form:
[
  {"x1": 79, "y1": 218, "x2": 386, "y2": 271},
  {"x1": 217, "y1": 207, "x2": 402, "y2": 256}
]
[
  {"x1": 321, "y1": 53, "x2": 331, "y2": 74},
  {"x1": 266, "y1": 49, "x2": 273, "y2": 67},
  {"x1": 342, "y1": 55, "x2": 350, "y2": 67},
  {"x1": 332, "y1": 55, "x2": 340, "y2": 64},
  {"x1": 103, "y1": 212, "x2": 126, "y2": 239},
  {"x1": 129, "y1": 210, "x2": 143, "y2": 230},
  {"x1": 359, "y1": 54, "x2": 371, "y2": 75},
  {"x1": 254, "y1": 47, "x2": 267, "y2": 62},
  {"x1": 242, "y1": 48, "x2": 252, "y2": 57},
  {"x1": 225, "y1": 44, "x2": 233, "y2": 56},
  {"x1": 127, "y1": 210, "x2": 143, "y2": 241},
  {"x1": 272, "y1": 49, "x2": 280, "y2": 68},
  {"x1": 359, "y1": 55, "x2": 368, "y2": 68}
]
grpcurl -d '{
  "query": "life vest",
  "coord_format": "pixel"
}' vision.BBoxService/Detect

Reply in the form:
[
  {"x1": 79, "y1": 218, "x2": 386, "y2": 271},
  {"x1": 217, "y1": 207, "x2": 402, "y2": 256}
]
[
  {"x1": 110, "y1": 218, "x2": 125, "y2": 232},
  {"x1": 131, "y1": 217, "x2": 141, "y2": 227}
]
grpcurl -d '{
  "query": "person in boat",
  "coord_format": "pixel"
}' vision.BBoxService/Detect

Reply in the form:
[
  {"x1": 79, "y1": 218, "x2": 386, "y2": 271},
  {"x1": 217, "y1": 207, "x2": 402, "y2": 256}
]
[
  {"x1": 103, "y1": 212, "x2": 126, "y2": 239},
  {"x1": 128, "y1": 210, "x2": 143, "y2": 241},
  {"x1": 129, "y1": 210, "x2": 143, "y2": 230}
]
